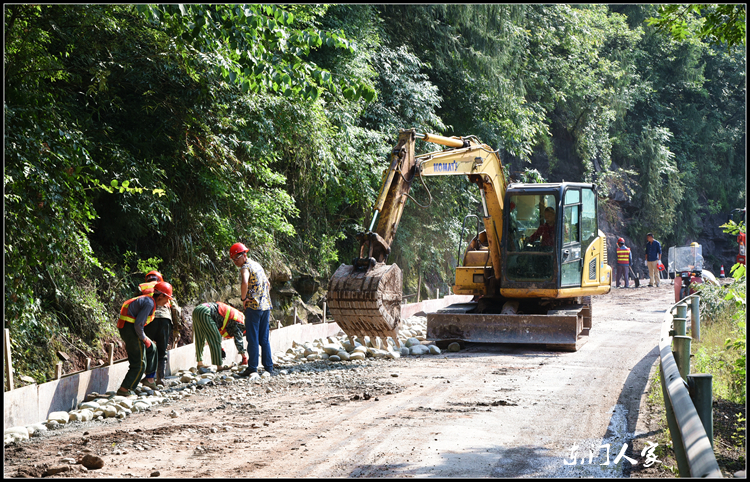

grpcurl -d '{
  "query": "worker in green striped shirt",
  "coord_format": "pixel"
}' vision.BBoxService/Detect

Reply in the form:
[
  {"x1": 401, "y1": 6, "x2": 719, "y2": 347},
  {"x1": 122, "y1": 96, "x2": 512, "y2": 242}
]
[{"x1": 192, "y1": 301, "x2": 249, "y2": 367}]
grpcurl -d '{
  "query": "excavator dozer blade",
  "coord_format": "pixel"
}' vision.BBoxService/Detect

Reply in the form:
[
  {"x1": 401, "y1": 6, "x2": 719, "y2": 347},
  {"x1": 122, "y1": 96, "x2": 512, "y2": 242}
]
[
  {"x1": 327, "y1": 263, "x2": 403, "y2": 347},
  {"x1": 427, "y1": 302, "x2": 590, "y2": 352}
]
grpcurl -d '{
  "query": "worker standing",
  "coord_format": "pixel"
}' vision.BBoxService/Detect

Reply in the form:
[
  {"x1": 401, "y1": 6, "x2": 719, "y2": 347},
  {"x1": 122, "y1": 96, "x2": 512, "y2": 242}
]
[
  {"x1": 615, "y1": 238, "x2": 632, "y2": 288},
  {"x1": 230, "y1": 242, "x2": 275, "y2": 378},
  {"x1": 645, "y1": 233, "x2": 662, "y2": 287},
  {"x1": 138, "y1": 271, "x2": 183, "y2": 387},
  {"x1": 114, "y1": 281, "x2": 174, "y2": 396},
  {"x1": 191, "y1": 301, "x2": 249, "y2": 368}
]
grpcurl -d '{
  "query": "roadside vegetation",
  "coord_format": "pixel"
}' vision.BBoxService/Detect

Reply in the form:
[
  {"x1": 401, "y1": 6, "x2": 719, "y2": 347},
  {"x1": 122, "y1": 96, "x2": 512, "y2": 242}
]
[{"x1": 637, "y1": 221, "x2": 746, "y2": 478}]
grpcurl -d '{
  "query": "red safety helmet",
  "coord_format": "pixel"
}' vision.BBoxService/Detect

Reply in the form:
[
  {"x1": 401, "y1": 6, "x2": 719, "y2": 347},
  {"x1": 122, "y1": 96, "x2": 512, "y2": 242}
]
[
  {"x1": 617, "y1": 237, "x2": 624, "y2": 244},
  {"x1": 145, "y1": 270, "x2": 163, "y2": 282},
  {"x1": 229, "y1": 242, "x2": 248, "y2": 259},
  {"x1": 153, "y1": 281, "x2": 174, "y2": 299}
]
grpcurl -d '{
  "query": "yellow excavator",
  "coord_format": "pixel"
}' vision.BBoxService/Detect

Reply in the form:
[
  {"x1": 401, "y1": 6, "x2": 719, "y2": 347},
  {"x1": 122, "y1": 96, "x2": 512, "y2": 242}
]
[{"x1": 327, "y1": 129, "x2": 612, "y2": 351}]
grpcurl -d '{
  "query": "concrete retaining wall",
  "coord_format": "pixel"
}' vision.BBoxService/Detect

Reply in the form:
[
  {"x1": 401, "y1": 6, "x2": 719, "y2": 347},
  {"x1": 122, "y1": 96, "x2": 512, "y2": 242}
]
[{"x1": 4, "y1": 295, "x2": 470, "y2": 430}]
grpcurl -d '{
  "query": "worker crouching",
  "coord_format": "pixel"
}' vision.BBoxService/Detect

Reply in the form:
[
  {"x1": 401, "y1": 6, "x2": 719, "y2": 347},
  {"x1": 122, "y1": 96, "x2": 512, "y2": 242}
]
[
  {"x1": 191, "y1": 301, "x2": 249, "y2": 368},
  {"x1": 115, "y1": 281, "x2": 174, "y2": 397}
]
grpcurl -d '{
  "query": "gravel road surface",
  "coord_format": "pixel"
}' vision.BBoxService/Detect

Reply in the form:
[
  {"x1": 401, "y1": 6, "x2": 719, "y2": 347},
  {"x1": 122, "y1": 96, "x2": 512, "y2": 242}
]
[{"x1": 4, "y1": 283, "x2": 677, "y2": 478}]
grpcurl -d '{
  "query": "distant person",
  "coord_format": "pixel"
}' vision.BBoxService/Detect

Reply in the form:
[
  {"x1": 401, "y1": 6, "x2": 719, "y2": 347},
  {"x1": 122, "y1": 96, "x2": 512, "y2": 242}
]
[
  {"x1": 615, "y1": 237, "x2": 632, "y2": 288},
  {"x1": 114, "y1": 281, "x2": 173, "y2": 396},
  {"x1": 528, "y1": 207, "x2": 556, "y2": 248},
  {"x1": 138, "y1": 270, "x2": 183, "y2": 386},
  {"x1": 230, "y1": 242, "x2": 276, "y2": 378},
  {"x1": 191, "y1": 301, "x2": 249, "y2": 368},
  {"x1": 645, "y1": 233, "x2": 662, "y2": 287}
]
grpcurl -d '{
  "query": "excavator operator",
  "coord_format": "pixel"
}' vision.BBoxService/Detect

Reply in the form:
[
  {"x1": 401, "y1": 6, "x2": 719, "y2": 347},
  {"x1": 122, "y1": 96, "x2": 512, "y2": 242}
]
[{"x1": 528, "y1": 207, "x2": 556, "y2": 250}]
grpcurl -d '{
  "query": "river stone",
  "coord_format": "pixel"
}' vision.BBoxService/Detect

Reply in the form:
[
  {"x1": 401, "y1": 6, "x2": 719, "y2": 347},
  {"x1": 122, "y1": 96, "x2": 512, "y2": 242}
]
[
  {"x1": 328, "y1": 355, "x2": 341, "y2": 362},
  {"x1": 5, "y1": 426, "x2": 30, "y2": 438},
  {"x1": 428, "y1": 345, "x2": 441, "y2": 355},
  {"x1": 133, "y1": 402, "x2": 150, "y2": 412},
  {"x1": 117, "y1": 399, "x2": 134, "y2": 410},
  {"x1": 78, "y1": 409, "x2": 94, "y2": 422},
  {"x1": 448, "y1": 342, "x2": 461, "y2": 352},
  {"x1": 180, "y1": 375, "x2": 194, "y2": 383},
  {"x1": 400, "y1": 347, "x2": 410, "y2": 356},
  {"x1": 352, "y1": 345, "x2": 368, "y2": 354},
  {"x1": 322, "y1": 344, "x2": 341, "y2": 355},
  {"x1": 79, "y1": 401, "x2": 100, "y2": 410},
  {"x1": 349, "y1": 352, "x2": 366, "y2": 361},
  {"x1": 409, "y1": 344, "x2": 430, "y2": 356},
  {"x1": 80, "y1": 454, "x2": 105, "y2": 469},
  {"x1": 404, "y1": 337, "x2": 421, "y2": 348},
  {"x1": 102, "y1": 406, "x2": 118, "y2": 418},
  {"x1": 196, "y1": 379, "x2": 211, "y2": 386},
  {"x1": 336, "y1": 350, "x2": 350, "y2": 361},
  {"x1": 48, "y1": 411, "x2": 70, "y2": 424},
  {"x1": 45, "y1": 420, "x2": 60, "y2": 430},
  {"x1": 320, "y1": 353, "x2": 330, "y2": 360},
  {"x1": 26, "y1": 423, "x2": 47, "y2": 436}
]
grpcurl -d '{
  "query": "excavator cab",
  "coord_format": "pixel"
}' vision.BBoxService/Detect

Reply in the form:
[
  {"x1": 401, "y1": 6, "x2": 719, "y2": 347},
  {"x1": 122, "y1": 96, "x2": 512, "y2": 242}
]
[{"x1": 502, "y1": 184, "x2": 602, "y2": 292}]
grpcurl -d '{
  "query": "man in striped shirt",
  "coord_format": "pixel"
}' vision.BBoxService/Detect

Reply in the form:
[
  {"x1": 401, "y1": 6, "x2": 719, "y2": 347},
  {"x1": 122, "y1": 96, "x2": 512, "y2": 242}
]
[{"x1": 192, "y1": 301, "x2": 249, "y2": 368}]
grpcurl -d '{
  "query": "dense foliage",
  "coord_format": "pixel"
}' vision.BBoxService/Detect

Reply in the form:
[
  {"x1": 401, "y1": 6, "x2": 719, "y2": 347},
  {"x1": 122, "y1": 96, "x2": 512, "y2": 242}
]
[{"x1": 4, "y1": 4, "x2": 745, "y2": 382}]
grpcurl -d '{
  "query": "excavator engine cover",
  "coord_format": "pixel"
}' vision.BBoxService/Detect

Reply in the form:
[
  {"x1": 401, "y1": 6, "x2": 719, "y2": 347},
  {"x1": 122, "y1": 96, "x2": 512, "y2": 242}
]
[{"x1": 327, "y1": 262, "x2": 402, "y2": 347}]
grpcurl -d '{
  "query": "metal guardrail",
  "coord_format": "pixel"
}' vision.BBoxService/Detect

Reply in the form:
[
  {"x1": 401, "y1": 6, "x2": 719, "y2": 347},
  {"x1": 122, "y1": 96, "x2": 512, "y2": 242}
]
[{"x1": 659, "y1": 294, "x2": 722, "y2": 478}]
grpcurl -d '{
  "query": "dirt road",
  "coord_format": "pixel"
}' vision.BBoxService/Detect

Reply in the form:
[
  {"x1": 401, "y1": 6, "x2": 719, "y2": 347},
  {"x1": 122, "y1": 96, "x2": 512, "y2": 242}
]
[{"x1": 4, "y1": 282, "x2": 678, "y2": 478}]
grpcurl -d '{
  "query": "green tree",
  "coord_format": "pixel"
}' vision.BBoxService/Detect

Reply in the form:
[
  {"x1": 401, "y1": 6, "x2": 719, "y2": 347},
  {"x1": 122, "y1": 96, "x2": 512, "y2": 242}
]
[{"x1": 646, "y1": 4, "x2": 746, "y2": 53}]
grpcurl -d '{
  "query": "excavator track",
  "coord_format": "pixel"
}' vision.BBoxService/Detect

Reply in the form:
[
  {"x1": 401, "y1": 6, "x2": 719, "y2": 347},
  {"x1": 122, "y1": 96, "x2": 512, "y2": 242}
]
[{"x1": 327, "y1": 263, "x2": 403, "y2": 347}]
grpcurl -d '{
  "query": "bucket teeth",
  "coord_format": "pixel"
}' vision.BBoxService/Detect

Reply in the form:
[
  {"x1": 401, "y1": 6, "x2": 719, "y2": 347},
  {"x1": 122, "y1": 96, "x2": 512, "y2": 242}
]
[{"x1": 327, "y1": 263, "x2": 402, "y2": 347}]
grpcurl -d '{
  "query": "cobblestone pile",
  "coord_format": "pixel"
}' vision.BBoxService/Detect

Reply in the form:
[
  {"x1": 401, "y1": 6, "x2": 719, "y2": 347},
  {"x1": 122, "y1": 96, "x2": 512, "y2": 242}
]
[{"x1": 4, "y1": 315, "x2": 453, "y2": 445}]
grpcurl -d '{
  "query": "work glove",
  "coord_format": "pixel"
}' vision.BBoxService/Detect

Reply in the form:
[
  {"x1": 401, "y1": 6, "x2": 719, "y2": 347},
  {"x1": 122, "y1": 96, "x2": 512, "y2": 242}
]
[
  {"x1": 143, "y1": 337, "x2": 152, "y2": 349},
  {"x1": 240, "y1": 353, "x2": 249, "y2": 366}
]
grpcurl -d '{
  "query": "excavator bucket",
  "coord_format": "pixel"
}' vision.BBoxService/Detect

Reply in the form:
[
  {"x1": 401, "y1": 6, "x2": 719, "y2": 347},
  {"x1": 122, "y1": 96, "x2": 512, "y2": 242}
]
[
  {"x1": 426, "y1": 301, "x2": 592, "y2": 352},
  {"x1": 327, "y1": 262, "x2": 403, "y2": 347}
]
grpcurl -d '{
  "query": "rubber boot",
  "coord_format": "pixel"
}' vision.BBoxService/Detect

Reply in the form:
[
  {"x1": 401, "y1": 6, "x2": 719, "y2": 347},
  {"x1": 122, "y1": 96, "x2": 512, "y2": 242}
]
[
  {"x1": 239, "y1": 366, "x2": 256, "y2": 378},
  {"x1": 156, "y1": 359, "x2": 166, "y2": 386}
]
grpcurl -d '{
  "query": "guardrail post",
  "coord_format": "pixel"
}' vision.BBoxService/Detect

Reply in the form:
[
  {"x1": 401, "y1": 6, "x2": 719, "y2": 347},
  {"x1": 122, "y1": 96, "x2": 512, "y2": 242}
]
[
  {"x1": 672, "y1": 317, "x2": 688, "y2": 337},
  {"x1": 688, "y1": 374, "x2": 713, "y2": 448},
  {"x1": 675, "y1": 302, "x2": 688, "y2": 321},
  {"x1": 690, "y1": 296, "x2": 700, "y2": 342},
  {"x1": 660, "y1": 365, "x2": 690, "y2": 476},
  {"x1": 673, "y1": 335, "x2": 692, "y2": 381}
]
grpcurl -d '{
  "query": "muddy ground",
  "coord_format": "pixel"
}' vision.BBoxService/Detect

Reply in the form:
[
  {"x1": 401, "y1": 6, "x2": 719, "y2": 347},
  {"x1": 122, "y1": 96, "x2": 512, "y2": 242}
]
[{"x1": 3, "y1": 281, "x2": 734, "y2": 478}]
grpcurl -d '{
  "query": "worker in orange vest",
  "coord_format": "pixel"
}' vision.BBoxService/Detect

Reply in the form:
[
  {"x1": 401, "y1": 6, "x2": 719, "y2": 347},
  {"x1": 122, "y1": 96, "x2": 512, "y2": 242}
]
[
  {"x1": 192, "y1": 301, "x2": 249, "y2": 368},
  {"x1": 115, "y1": 281, "x2": 174, "y2": 397},
  {"x1": 138, "y1": 271, "x2": 183, "y2": 386},
  {"x1": 616, "y1": 237, "x2": 632, "y2": 288}
]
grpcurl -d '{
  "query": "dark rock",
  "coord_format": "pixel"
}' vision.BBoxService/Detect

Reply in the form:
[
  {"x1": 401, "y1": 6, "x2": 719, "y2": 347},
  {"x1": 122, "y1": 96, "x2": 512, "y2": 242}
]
[{"x1": 80, "y1": 454, "x2": 104, "y2": 470}]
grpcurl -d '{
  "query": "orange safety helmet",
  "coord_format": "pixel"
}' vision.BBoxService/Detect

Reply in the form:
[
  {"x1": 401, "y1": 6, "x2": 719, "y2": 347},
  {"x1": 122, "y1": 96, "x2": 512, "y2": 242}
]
[
  {"x1": 229, "y1": 242, "x2": 248, "y2": 259},
  {"x1": 153, "y1": 281, "x2": 174, "y2": 299},
  {"x1": 617, "y1": 237, "x2": 624, "y2": 244},
  {"x1": 145, "y1": 270, "x2": 163, "y2": 282}
]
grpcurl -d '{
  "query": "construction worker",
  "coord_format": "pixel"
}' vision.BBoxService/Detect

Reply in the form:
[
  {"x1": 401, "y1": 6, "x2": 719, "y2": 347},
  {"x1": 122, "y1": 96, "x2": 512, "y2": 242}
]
[
  {"x1": 138, "y1": 271, "x2": 183, "y2": 386},
  {"x1": 230, "y1": 242, "x2": 275, "y2": 378},
  {"x1": 191, "y1": 301, "x2": 249, "y2": 368},
  {"x1": 114, "y1": 281, "x2": 174, "y2": 396},
  {"x1": 645, "y1": 233, "x2": 662, "y2": 287},
  {"x1": 615, "y1": 237, "x2": 632, "y2": 288}
]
